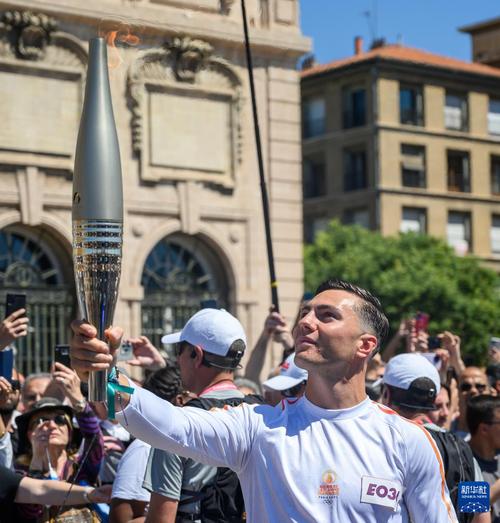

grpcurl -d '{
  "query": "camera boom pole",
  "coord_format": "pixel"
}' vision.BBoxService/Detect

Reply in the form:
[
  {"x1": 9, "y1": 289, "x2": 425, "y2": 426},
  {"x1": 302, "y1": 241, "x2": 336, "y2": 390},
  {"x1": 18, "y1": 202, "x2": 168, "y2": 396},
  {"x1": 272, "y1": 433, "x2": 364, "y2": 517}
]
[{"x1": 240, "y1": 0, "x2": 280, "y2": 312}]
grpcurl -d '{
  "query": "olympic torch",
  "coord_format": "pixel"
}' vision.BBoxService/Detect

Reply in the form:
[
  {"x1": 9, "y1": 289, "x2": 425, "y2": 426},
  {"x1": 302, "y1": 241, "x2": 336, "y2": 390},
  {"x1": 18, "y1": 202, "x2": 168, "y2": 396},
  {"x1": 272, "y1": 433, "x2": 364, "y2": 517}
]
[{"x1": 72, "y1": 37, "x2": 123, "y2": 402}]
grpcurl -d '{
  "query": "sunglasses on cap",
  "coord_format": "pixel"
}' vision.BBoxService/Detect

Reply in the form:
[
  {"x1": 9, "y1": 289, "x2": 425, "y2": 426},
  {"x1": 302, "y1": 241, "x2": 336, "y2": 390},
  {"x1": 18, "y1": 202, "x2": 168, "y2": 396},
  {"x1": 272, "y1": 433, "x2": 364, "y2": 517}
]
[
  {"x1": 459, "y1": 382, "x2": 487, "y2": 393},
  {"x1": 30, "y1": 414, "x2": 68, "y2": 429}
]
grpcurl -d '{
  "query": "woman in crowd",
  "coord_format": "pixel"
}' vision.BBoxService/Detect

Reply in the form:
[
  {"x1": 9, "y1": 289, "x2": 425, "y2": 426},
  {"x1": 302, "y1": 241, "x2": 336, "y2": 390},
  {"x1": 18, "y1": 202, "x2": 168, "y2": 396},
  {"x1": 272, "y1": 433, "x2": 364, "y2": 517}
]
[{"x1": 14, "y1": 363, "x2": 104, "y2": 521}]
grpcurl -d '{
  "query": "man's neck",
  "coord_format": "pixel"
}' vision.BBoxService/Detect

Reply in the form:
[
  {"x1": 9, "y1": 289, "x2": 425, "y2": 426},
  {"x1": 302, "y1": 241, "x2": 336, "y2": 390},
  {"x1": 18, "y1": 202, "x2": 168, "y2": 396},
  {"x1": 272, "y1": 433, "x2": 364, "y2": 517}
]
[
  {"x1": 391, "y1": 408, "x2": 432, "y2": 425},
  {"x1": 192, "y1": 371, "x2": 235, "y2": 396},
  {"x1": 470, "y1": 435, "x2": 496, "y2": 461},
  {"x1": 305, "y1": 375, "x2": 367, "y2": 410}
]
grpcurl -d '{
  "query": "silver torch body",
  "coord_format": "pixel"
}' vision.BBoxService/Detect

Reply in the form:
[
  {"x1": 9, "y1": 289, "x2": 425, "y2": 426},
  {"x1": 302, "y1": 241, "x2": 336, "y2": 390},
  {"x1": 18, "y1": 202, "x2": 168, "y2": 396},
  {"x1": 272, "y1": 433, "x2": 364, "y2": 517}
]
[{"x1": 72, "y1": 37, "x2": 123, "y2": 402}]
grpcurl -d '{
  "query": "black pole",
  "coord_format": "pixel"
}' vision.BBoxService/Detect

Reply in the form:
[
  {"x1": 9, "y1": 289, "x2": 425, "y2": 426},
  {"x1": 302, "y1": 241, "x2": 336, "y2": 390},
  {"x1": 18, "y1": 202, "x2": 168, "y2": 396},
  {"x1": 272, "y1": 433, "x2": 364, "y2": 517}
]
[{"x1": 240, "y1": 0, "x2": 280, "y2": 312}]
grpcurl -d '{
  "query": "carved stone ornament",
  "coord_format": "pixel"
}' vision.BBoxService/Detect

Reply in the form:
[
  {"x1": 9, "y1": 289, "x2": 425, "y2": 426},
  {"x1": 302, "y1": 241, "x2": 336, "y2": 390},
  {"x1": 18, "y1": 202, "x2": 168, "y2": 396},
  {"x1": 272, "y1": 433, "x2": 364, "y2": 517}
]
[
  {"x1": 1, "y1": 10, "x2": 57, "y2": 60},
  {"x1": 164, "y1": 36, "x2": 214, "y2": 82},
  {"x1": 127, "y1": 37, "x2": 244, "y2": 188}
]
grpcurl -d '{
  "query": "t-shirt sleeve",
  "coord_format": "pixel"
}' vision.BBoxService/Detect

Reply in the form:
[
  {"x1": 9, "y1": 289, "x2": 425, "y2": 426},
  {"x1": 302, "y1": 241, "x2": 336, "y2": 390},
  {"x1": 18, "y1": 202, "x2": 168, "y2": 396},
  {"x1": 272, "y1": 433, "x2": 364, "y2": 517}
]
[
  {"x1": 111, "y1": 440, "x2": 151, "y2": 502},
  {"x1": 0, "y1": 465, "x2": 22, "y2": 503},
  {"x1": 116, "y1": 386, "x2": 257, "y2": 473},
  {"x1": 473, "y1": 457, "x2": 484, "y2": 482},
  {"x1": 142, "y1": 447, "x2": 183, "y2": 500},
  {"x1": 403, "y1": 425, "x2": 458, "y2": 522}
]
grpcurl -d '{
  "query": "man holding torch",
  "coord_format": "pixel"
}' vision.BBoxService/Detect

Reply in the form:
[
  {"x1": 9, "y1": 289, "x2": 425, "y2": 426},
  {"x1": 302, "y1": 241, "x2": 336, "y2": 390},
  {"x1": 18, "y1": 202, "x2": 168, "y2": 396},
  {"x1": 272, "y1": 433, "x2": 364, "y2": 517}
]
[{"x1": 70, "y1": 280, "x2": 457, "y2": 522}]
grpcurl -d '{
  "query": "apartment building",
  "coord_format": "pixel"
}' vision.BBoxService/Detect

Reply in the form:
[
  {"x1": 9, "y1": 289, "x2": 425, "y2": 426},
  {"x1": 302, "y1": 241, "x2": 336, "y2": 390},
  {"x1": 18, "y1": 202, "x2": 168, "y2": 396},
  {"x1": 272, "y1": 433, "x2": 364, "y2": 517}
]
[{"x1": 301, "y1": 39, "x2": 500, "y2": 271}]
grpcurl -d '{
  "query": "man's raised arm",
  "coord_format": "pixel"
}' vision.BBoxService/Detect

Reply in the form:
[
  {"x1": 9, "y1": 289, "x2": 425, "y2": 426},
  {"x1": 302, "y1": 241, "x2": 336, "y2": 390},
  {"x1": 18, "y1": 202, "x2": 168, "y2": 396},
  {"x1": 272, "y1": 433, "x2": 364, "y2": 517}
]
[{"x1": 69, "y1": 321, "x2": 255, "y2": 472}]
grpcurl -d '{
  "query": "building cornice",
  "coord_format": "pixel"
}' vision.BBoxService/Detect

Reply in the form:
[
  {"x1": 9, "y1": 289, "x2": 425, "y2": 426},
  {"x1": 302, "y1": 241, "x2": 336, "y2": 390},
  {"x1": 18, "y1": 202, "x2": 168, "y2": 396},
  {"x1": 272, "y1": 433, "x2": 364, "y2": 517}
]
[
  {"x1": 302, "y1": 124, "x2": 500, "y2": 148},
  {"x1": 377, "y1": 124, "x2": 500, "y2": 146},
  {"x1": 302, "y1": 56, "x2": 500, "y2": 93},
  {"x1": 0, "y1": 0, "x2": 311, "y2": 57},
  {"x1": 378, "y1": 187, "x2": 500, "y2": 205}
]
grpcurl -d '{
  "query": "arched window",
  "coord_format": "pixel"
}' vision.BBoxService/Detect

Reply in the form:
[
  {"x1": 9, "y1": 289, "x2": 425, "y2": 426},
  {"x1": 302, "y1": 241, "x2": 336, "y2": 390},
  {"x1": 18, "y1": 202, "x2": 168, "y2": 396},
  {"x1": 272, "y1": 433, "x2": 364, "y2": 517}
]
[
  {"x1": 141, "y1": 234, "x2": 228, "y2": 348},
  {"x1": 0, "y1": 227, "x2": 73, "y2": 375}
]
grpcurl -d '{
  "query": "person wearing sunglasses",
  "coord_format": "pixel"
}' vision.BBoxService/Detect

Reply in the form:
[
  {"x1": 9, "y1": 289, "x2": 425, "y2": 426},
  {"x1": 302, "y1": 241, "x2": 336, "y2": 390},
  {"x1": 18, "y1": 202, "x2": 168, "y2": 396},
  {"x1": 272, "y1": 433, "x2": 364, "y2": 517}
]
[
  {"x1": 14, "y1": 396, "x2": 104, "y2": 521},
  {"x1": 467, "y1": 395, "x2": 500, "y2": 522},
  {"x1": 262, "y1": 353, "x2": 307, "y2": 405},
  {"x1": 452, "y1": 367, "x2": 492, "y2": 440}
]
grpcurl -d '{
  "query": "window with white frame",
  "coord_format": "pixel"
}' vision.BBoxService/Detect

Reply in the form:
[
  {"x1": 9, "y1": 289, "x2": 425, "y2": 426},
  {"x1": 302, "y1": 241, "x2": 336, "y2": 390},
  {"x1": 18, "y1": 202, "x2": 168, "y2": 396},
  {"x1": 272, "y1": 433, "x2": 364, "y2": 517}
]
[
  {"x1": 444, "y1": 92, "x2": 468, "y2": 131},
  {"x1": 488, "y1": 98, "x2": 500, "y2": 135},
  {"x1": 400, "y1": 207, "x2": 427, "y2": 234},
  {"x1": 492, "y1": 215, "x2": 500, "y2": 254},
  {"x1": 303, "y1": 97, "x2": 326, "y2": 138},
  {"x1": 447, "y1": 211, "x2": 471, "y2": 255}
]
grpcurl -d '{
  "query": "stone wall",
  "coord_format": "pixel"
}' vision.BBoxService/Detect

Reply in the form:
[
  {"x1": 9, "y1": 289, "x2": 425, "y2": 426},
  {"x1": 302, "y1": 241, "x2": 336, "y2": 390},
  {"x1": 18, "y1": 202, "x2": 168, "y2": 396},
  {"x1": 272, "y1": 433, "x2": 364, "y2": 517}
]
[{"x1": 0, "y1": 0, "x2": 310, "y2": 377}]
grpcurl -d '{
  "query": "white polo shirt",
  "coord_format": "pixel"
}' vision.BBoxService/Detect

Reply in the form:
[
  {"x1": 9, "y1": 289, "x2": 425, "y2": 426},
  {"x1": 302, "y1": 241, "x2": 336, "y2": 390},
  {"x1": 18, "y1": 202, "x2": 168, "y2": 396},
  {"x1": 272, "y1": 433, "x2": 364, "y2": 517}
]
[{"x1": 117, "y1": 386, "x2": 457, "y2": 522}]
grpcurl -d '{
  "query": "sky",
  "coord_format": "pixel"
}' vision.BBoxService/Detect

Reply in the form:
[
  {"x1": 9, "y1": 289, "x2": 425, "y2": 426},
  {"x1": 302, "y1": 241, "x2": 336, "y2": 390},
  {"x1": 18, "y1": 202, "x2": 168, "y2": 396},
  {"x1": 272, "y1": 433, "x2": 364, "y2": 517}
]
[{"x1": 299, "y1": 1, "x2": 500, "y2": 65}]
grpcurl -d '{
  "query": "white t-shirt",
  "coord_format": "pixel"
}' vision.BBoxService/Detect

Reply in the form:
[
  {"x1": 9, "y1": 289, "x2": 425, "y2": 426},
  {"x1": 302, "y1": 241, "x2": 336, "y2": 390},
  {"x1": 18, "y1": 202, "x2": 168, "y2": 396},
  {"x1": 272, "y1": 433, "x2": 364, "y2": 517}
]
[
  {"x1": 111, "y1": 438, "x2": 151, "y2": 503},
  {"x1": 117, "y1": 387, "x2": 457, "y2": 523}
]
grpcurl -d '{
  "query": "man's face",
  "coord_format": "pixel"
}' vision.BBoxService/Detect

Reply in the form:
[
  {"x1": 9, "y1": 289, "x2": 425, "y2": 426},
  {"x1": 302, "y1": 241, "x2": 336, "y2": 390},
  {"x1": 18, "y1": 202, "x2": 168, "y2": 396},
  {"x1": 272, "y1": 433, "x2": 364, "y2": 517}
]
[
  {"x1": 489, "y1": 347, "x2": 500, "y2": 363},
  {"x1": 459, "y1": 368, "x2": 489, "y2": 401},
  {"x1": 22, "y1": 377, "x2": 50, "y2": 411},
  {"x1": 294, "y1": 289, "x2": 372, "y2": 377},
  {"x1": 483, "y1": 407, "x2": 500, "y2": 449},
  {"x1": 176, "y1": 343, "x2": 196, "y2": 392},
  {"x1": 428, "y1": 388, "x2": 450, "y2": 428}
]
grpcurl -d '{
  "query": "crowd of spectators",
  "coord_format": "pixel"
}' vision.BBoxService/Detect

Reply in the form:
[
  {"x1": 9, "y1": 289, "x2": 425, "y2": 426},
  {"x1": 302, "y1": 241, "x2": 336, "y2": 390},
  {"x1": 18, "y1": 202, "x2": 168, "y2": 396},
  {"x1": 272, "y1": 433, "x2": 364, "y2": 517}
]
[{"x1": 0, "y1": 293, "x2": 498, "y2": 522}]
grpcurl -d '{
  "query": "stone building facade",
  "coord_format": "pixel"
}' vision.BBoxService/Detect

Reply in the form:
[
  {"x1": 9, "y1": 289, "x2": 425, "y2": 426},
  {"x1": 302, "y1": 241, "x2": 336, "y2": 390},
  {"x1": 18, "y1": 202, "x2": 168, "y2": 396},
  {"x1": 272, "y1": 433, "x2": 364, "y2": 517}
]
[
  {"x1": 0, "y1": 0, "x2": 309, "y2": 377},
  {"x1": 301, "y1": 40, "x2": 500, "y2": 273}
]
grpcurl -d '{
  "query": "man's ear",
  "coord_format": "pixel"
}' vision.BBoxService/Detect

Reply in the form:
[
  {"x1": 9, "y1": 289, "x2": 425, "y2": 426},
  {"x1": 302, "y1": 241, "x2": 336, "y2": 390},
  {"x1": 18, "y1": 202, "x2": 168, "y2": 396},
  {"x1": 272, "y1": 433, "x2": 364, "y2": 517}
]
[
  {"x1": 193, "y1": 346, "x2": 204, "y2": 368},
  {"x1": 358, "y1": 334, "x2": 377, "y2": 360}
]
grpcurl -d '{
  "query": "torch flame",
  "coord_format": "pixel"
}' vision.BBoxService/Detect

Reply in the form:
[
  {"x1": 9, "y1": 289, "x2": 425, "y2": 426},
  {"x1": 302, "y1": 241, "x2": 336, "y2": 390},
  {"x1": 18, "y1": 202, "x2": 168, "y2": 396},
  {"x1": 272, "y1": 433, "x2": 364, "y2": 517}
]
[{"x1": 99, "y1": 21, "x2": 141, "y2": 69}]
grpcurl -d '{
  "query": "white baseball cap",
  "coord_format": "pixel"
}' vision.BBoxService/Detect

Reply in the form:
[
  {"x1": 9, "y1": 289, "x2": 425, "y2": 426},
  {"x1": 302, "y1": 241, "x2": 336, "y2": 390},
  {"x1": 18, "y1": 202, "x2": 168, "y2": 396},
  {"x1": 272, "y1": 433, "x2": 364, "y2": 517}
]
[
  {"x1": 161, "y1": 308, "x2": 247, "y2": 357},
  {"x1": 383, "y1": 353, "x2": 441, "y2": 393},
  {"x1": 262, "y1": 353, "x2": 308, "y2": 391}
]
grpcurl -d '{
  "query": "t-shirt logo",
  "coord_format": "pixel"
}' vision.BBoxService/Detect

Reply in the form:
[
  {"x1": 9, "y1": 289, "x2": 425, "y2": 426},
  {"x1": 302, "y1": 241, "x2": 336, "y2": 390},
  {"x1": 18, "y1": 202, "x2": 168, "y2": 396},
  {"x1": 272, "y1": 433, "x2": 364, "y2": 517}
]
[
  {"x1": 360, "y1": 476, "x2": 402, "y2": 511},
  {"x1": 318, "y1": 469, "x2": 339, "y2": 505}
]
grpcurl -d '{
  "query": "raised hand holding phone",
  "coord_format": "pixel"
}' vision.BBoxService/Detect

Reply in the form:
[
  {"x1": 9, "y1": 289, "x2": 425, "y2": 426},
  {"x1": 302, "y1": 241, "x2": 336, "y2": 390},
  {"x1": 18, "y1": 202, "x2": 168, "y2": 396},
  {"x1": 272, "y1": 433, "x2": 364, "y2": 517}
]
[{"x1": 0, "y1": 308, "x2": 29, "y2": 351}]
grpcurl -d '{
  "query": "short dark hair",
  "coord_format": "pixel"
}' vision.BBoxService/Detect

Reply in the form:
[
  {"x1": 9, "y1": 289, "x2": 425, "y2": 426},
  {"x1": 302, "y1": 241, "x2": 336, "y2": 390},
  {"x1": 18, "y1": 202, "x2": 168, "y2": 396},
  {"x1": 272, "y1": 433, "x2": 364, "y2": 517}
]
[
  {"x1": 314, "y1": 279, "x2": 389, "y2": 353},
  {"x1": 384, "y1": 378, "x2": 438, "y2": 413},
  {"x1": 466, "y1": 394, "x2": 500, "y2": 435},
  {"x1": 180, "y1": 339, "x2": 245, "y2": 371},
  {"x1": 143, "y1": 361, "x2": 183, "y2": 403},
  {"x1": 202, "y1": 339, "x2": 246, "y2": 371}
]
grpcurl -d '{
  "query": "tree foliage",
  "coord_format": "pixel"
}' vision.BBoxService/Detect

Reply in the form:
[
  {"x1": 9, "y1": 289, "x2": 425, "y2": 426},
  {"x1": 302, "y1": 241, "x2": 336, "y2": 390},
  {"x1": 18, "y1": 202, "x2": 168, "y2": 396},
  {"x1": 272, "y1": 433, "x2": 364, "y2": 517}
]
[{"x1": 304, "y1": 221, "x2": 500, "y2": 364}]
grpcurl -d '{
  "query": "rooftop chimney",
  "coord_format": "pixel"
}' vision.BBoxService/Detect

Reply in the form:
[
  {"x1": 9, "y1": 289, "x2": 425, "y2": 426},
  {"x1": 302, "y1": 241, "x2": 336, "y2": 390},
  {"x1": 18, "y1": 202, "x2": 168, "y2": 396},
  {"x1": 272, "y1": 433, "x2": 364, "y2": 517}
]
[
  {"x1": 301, "y1": 54, "x2": 316, "y2": 70},
  {"x1": 354, "y1": 36, "x2": 363, "y2": 55}
]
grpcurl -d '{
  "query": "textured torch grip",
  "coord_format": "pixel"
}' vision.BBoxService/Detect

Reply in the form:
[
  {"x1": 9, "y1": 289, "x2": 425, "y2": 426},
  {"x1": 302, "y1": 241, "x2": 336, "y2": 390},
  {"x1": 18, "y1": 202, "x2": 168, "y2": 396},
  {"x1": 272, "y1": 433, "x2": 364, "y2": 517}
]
[{"x1": 73, "y1": 219, "x2": 122, "y2": 402}]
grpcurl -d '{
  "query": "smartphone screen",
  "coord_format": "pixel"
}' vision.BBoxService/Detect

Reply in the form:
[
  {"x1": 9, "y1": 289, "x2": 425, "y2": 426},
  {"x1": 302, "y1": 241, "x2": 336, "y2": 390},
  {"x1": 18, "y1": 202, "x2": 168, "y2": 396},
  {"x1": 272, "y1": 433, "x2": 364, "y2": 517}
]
[
  {"x1": 54, "y1": 344, "x2": 71, "y2": 368},
  {"x1": 415, "y1": 312, "x2": 429, "y2": 333},
  {"x1": 0, "y1": 348, "x2": 14, "y2": 380},
  {"x1": 5, "y1": 293, "x2": 26, "y2": 318}
]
